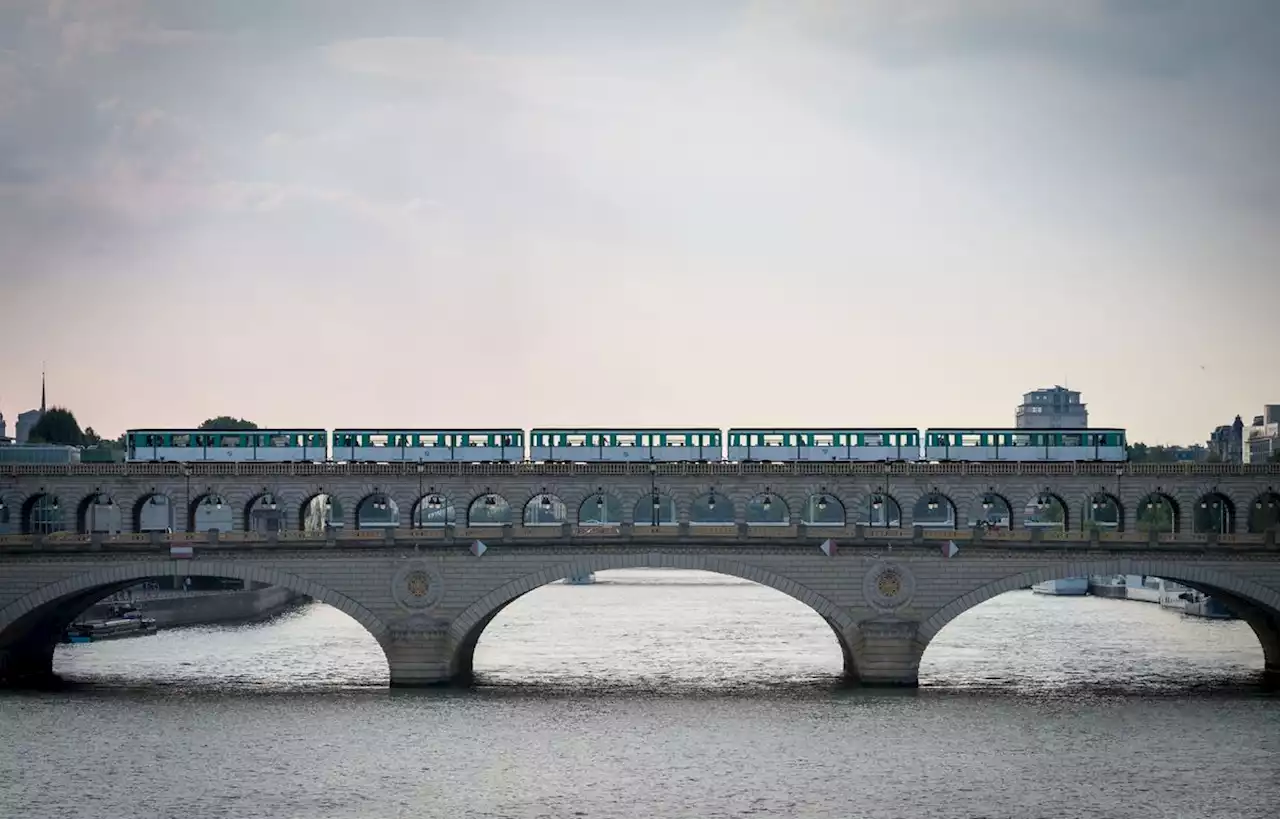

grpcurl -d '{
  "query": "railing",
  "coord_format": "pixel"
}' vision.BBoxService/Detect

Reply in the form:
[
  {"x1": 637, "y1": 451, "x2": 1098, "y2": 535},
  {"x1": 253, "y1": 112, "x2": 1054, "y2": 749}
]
[
  {"x1": 4, "y1": 462, "x2": 1280, "y2": 479},
  {"x1": 0, "y1": 526, "x2": 1273, "y2": 551}
]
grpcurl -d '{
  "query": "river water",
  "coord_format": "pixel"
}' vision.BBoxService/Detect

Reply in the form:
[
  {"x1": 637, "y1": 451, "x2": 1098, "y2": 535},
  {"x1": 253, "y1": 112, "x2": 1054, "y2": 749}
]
[{"x1": 2, "y1": 570, "x2": 1278, "y2": 819}]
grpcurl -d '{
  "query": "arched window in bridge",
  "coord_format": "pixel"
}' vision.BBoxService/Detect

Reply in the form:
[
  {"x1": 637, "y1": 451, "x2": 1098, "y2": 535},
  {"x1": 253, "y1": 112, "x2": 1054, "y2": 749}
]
[
  {"x1": 247, "y1": 492, "x2": 284, "y2": 534},
  {"x1": 865, "y1": 492, "x2": 901, "y2": 528},
  {"x1": 136, "y1": 493, "x2": 174, "y2": 533},
  {"x1": 80, "y1": 492, "x2": 122, "y2": 534},
  {"x1": 634, "y1": 492, "x2": 677, "y2": 526},
  {"x1": 414, "y1": 493, "x2": 456, "y2": 527},
  {"x1": 1083, "y1": 492, "x2": 1123, "y2": 532},
  {"x1": 1192, "y1": 492, "x2": 1234, "y2": 534},
  {"x1": 745, "y1": 491, "x2": 788, "y2": 525},
  {"x1": 580, "y1": 491, "x2": 624, "y2": 526},
  {"x1": 690, "y1": 491, "x2": 733, "y2": 525},
  {"x1": 1023, "y1": 491, "x2": 1067, "y2": 530},
  {"x1": 357, "y1": 493, "x2": 400, "y2": 530},
  {"x1": 524, "y1": 492, "x2": 567, "y2": 526},
  {"x1": 301, "y1": 494, "x2": 343, "y2": 532},
  {"x1": 1249, "y1": 491, "x2": 1280, "y2": 533},
  {"x1": 25, "y1": 493, "x2": 64, "y2": 535},
  {"x1": 912, "y1": 491, "x2": 956, "y2": 528},
  {"x1": 1135, "y1": 492, "x2": 1178, "y2": 534},
  {"x1": 972, "y1": 492, "x2": 1012, "y2": 529},
  {"x1": 469, "y1": 492, "x2": 512, "y2": 526},
  {"x1": 192, "y1": 493, "x2": 233, "y2": 533},
  {"x1": 802, "y1": 492, "x2": 845, "y2": 526}
]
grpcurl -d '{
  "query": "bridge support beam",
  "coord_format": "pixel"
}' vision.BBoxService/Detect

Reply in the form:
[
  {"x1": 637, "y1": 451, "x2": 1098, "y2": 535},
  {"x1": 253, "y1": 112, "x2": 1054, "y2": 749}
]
[
  {"x1": 382, "y1": 631, "x2": 452, "y2": 687},
  {"x1": 849, "y1": 621, "x2": 926, "y2": 687}
]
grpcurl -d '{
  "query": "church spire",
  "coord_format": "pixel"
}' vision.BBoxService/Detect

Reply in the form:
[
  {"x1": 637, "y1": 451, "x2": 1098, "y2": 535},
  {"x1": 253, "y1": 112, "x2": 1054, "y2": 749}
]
[{"x1": 40, "y1": 366, "x2": 46, "y2": 414}]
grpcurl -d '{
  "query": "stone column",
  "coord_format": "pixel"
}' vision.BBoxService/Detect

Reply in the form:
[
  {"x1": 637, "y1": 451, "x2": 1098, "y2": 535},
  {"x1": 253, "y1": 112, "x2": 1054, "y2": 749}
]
[
  {"x1": 850, "y1": 620, "x2": 926, "y2": 686},
  {"x1": 382, "y1": 630, "x2": 452, "y2": 687}
]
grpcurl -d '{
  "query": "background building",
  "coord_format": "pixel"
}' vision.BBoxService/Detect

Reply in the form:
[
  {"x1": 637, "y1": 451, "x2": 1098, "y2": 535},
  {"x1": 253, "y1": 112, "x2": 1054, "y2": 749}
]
[
  {"x1": 0, "y1": 410, "x2": 7, "y2": 440},
  {"x1": 1208, "y1": 415, "x2": 1245, "y2": 463},
  {"x1": 1244, "y1": 405, "x2": 1280, "y2": 463},
  {"x1": 1015, "y1": 386, "x2": 1088, "y2": 429}
]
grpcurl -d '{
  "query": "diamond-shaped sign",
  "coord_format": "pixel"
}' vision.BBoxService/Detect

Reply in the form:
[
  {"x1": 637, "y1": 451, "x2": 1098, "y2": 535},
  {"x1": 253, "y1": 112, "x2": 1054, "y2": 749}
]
[
  {"x1": 470, "y1": 540, "x2": 487, "y2": 557},
  {"x1": 819, "y1": 539, "x2": 837, "y2": 557},
  {"x1": 941, "y1": 540, "x2": 959, "y2": 559}
]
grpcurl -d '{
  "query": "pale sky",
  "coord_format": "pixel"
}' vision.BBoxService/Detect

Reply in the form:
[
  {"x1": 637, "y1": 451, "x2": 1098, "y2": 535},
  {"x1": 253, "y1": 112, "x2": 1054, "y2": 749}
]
[{"x1": 1, "y1": 0, "x2": 1277, "y2": 445}]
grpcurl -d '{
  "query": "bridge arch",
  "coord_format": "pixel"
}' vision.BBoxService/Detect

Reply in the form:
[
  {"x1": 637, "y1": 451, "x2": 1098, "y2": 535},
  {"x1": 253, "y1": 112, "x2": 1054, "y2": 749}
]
[
  {"x1": 445, "y1": 554, "x2": 858, "y2": 683},
  {"x1": 132, "y1": 490, "x2": 175, "y2": 533},
  {"x1": 801, "y1": 491, "x2": 845, "y2": 525},
  {"x1": 1193, "y1": 491, "x2": 1236, "y2": 534},
  {"x1": 21, "y1": 491, "x2": 66, "y2": 535},
  {"x1": 633, "y1": 490, "x2": 677, "y2": 526},
  {"x1": 188, "y1": 491, "x2": 232, "y2": 532},
  {"x1": 467, "y1": 490, "x2": 513, "y2": 526},
  {"x1": 690, "y1": 490, "x2": 734, "y2": 525},
  {"x1": 1249, "y1": 490, "x2": 1280, "y2": 533},
  {"x1": 970, "y1": 490, "x2": 1013, "y2": 529},
  {"x1": 355, "y1": 491, "x2": 400, "y2": 530},
  {"x1": 1135, "y1": 490, "x2": 1181, "y2": 533},
  {"x1": 0, "y1": 561, "x2": 390, "y2": 687},
  {"x1": 76, "y1": 490, "x2": 122, "y2": 534},
  {"x1": 1081, "y1": 490, "x2": 1124, "y2": 532},
  {"x1": 744, "y1": 490, "x2": 789, "y2": 524},
  {"x1": 522, "y1": 491, "x2": 568, "y2": 526},
  {"x1": 918, "y1": 559, "x2": 1280, "y2": 679},
  {"x1": 578, "y1": 490, "x2": 624, "y2": 525},
  {"x1": 912, "y1": 490, "x2": 957, "y2": 528},
  {"x1": 862, "y1": 491, "x2": 902, "y2": 527},
  {"x1": 1022, "y1": 490, "x2": 1068, "y2": 530},
  {"x1": 412, "y1": 491, "x2": 457, "y2": 527}
]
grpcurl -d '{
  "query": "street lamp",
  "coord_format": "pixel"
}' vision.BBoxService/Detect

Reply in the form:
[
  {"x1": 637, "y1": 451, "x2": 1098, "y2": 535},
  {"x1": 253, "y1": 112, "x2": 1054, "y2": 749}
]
[
  {"x1": 761, "y1": 487, "x2": 772, "y2": 513},
  {"x1": 707, "y1": 489, "x2": 717, "y2": 512}
]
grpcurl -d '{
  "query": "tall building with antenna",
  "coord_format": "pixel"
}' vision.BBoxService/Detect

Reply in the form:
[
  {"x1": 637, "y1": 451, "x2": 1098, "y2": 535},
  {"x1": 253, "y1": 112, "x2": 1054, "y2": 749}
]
[{"x1": 1015, "y1": 386, "x2": 1088, "y2": 429}]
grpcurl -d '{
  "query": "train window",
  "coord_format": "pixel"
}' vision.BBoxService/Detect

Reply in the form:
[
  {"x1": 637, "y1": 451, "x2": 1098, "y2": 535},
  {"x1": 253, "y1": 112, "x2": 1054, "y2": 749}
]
[
  {"x1": 1061, "y1": 434, "x2": 1082, "y2": 447},
  {"x1": 175, "y1": 434, "x2": 192, "y2": 447},
  {"x1": 864, "y1": 434, "x2": 883, "y2": 447},
  {"x1": 221, "y1": 435, "x2": 242, "y2": 448},
  {"x1": 502, "y1": 435, "x2": 513, "y2": 446},
  {"x1": 1010, "y1": 434, "x2": 1032, "y2": 447},
  {"x1": 564, "y1": 434, "x2": 585, "y2": 447},
  {"x1": 369, "y1": 434, "x2": 389, "y2": 447},
  {"x1": 465, "y1": 434, "x2": 488, "y2": 447},
  {"x1": 762, "y1": 434, "x2": 784, "y2": 447},
  {"x1": 668, "y1": 434, "x2": 687, "y2": 447},
  {"x1": 268, "y1": 434, "x2": 288, "y2": 447},
  {"x1": 617, "y1": 434, "x2": 637, "y2": 447}
]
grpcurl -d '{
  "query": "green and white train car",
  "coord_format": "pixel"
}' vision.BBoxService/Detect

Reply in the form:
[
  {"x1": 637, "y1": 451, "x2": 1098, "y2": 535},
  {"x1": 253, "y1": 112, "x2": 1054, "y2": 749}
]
[
  {"x1": 727, "y1": 428, "x2": 920, "y2": 462},
  {"x1": 126, "y1": 429, "x2": 328, "y2": 462},
  {"x1": 923, "y1": 428, "x2": 1128, "y2": 462},
  {"x1": 330, "y1": 429, "x2": 524, "y2": 463},
  {"x1": 529, "y1": 428, "x2": 723, "y2": 462}
]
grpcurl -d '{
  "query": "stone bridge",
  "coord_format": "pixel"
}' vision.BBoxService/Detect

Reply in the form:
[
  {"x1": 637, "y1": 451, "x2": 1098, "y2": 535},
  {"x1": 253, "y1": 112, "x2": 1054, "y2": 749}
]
[{"x1": 1, "y1": 462, "x2": 1278, "y2": 689}]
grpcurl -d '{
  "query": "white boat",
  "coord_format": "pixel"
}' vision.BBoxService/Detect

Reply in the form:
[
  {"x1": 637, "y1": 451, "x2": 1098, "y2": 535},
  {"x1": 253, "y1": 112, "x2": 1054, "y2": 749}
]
[
  {"x1": 1031, "y1": 578, "x2": 1089, "y2": 596},
  {"x1": 562, "y1": 573, "x2": 596, "y2": 585}
]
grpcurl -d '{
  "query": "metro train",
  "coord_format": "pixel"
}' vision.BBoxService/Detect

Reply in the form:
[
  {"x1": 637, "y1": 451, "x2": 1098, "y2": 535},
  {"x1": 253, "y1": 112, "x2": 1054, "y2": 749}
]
[{"x1": 125, "y1": 426, "x2": 1129, "y2": 464}]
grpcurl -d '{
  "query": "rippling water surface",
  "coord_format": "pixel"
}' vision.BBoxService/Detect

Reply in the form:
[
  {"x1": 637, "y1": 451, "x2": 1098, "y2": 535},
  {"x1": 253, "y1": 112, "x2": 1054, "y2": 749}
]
[{"x1": 3, "y1": 570, "x2": 1278, "y2": 819}]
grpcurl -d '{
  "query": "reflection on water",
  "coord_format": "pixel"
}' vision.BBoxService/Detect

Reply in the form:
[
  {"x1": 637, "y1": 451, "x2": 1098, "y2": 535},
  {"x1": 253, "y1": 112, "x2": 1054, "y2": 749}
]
[{"x1": 2, "y1": 569, "x2": 1276, "y2": 819}]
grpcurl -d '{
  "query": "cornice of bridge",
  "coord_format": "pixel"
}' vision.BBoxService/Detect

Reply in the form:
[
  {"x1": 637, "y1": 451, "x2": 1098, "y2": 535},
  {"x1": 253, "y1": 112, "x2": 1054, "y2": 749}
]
[
  {"x1": 5, "y1": 462, "x2": 1280, "y2": 481},
  {"x1": 2, "y1": 524, "x2": 1276, "y2": 554}
]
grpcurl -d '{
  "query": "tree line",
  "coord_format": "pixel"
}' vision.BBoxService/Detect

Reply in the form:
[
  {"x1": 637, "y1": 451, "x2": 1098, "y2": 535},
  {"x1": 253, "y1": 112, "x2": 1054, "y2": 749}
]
[{"x1": 26, "y1": 411, "x2": 259, "y2": 448}]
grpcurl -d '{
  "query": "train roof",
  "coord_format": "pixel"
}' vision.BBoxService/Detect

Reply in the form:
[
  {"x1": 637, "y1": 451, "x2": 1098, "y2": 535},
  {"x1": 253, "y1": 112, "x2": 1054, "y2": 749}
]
[
  {"x1": 727, "y1": 427, "x2": 920, "y2": 432},
  {"x1": 924, "y1": 427, "x2": 1126, "y2": 433}
]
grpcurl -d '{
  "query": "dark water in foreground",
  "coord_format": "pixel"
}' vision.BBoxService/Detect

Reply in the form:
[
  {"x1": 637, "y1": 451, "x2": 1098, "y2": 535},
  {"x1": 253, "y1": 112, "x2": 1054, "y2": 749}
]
[{"x1": 2, "y1": 570, "x2": 1278, "y2": 819}]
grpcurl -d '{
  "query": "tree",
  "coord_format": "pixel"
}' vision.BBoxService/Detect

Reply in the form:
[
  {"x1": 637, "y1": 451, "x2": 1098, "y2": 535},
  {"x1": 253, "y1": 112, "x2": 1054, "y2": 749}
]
[
  {"x1": 198, "y1": 416, "x2": 258, "y2": 430},
  {"x1": 83, "y1": 427, "x2": 102, "y2": 446},
  {"x1": 28, "y1": 407, "x2": 84, "y2": 446}
]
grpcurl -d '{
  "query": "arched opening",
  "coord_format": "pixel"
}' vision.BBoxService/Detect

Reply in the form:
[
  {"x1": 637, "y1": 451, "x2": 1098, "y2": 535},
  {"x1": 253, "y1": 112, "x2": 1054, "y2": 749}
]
[
  {"x1": 801, "y1": 491, "x2": 844, "y2": 526},
  {"x1": 1082, "y1": 491, "x2": 1123, "y2": 532},
  {"x1": 22, "y1": 493, "x2": 65, "y2": 535},
  {"x1": 450, "y1": 560, "x2": 853, "y2": 688},
  {"x1": 745, "y1": 491, "x2": 789, "y2": 524},
  {"x1": 189, "y1": 492, "x2": 232, "y2": 533},
  {"x1": 579, "y1": 490, "x2": 623, "y2": 525},
  {"x1": 1023, "y1": 491, "x2": 1068, "y2": 530},
  {"x1": 912, "y1": 490, "x2": 957, "y2": 528},
  {"x1": 300, "y1": 493, "x2": 342, "y2": 532},
  {"x1": 468, "y1": 491, "x2": 512, "y2": 526},
  {"x1": 356, "y1": 493, "x2": 399, "y2": 530},
  {"x1": 77, "y1": 491, "x2": 122, "y2": 535},
  {"x1": 0, "y1": 496, "x2": 12, "y2": 533},
  {"x1": 972, "y1": 491, "x2": 1012, "y2": 529},
  {"x1": 412, "y1": 492, "x2": 456, "y2": 527},
  {"x1": 0, "y1": 564, "x2": 390, "y2": 689},
  {"x1": 919, "y1": 562, "x2": 1279, "y2": 691},
  {"x1": 689, "y1": 490, "x2": 733, "y2": 525},
  {"x1": 1249, "y1": 491, "x2": 1280, "y2": 533},
  {"x1": 1193, "y1": 492, "x2": 1236, "y2": 534},
  {"x1": 633, "y1": 492, "x2": 677, "y2": 527},
  {"x1": 1136, "y1": 492, "x2": 1180, "y2": 534},
  {"x1": 245, "y1": 490, "x2": 284, "y2": 534},
  {"x1": 864, "y1": 492, "x2": 901, "y2": 528},
  {"x1": 133, "y1": 491, "x2": 174, "y2": 533},
  {"x1": 523, "y1": 491, "x2": 567, "y2": 526}
]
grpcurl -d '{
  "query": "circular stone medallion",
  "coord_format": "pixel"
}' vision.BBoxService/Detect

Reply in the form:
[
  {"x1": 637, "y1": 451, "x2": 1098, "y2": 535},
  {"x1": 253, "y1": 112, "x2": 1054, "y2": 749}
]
[
  {"x1": 863, "y1": 561, "x2": 915, "y2": 611},
  {"x1": 392, "y1": 561, "x2": 444, "y2": 611}
]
